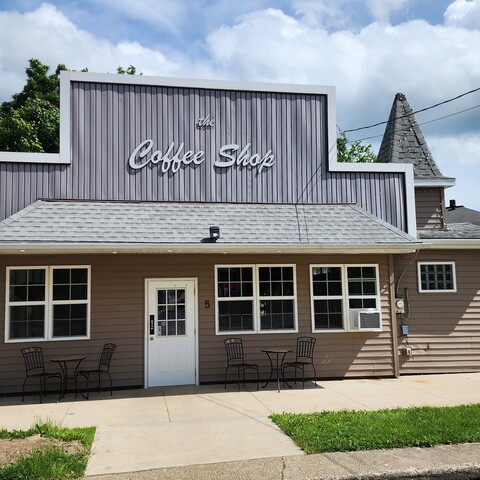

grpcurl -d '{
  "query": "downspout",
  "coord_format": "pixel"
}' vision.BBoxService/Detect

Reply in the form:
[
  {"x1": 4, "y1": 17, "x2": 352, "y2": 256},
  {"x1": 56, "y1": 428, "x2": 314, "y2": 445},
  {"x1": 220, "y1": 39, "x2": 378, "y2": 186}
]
[{"x1": 389, "y1": 254, "x2": 400, "y2": 378}]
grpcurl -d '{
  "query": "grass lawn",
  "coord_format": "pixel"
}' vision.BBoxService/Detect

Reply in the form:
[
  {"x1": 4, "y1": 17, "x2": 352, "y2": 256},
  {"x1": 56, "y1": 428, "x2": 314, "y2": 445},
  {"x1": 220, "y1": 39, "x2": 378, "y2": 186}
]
[
  {"x1": 270, "y1": 404, "x2": 480, "y2": 454},
  {"x1": 0, "y1": 421, "x2": 96, "y2": 480}
]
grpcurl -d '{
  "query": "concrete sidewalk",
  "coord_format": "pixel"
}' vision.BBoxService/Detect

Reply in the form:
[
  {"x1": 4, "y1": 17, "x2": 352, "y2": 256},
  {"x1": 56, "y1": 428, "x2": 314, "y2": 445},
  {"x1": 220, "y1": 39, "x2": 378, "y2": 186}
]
[{"x1": 1, "y1": 372, "x2": 480, "y2": 478}]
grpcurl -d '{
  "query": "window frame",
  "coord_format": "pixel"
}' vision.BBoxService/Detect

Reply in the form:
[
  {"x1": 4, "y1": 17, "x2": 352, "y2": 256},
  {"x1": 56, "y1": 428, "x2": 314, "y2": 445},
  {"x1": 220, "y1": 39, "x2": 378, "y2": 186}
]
[
  {"x1": 417, "y1": 261, "x2": 457, "y2": 293},
  {"x1": 5, "y1": 265, "x2": 91, "y2": 343},
  {"x1": 310, "y1": 264, "x2": 381, "y2": 333},
  {"x1": 215, "y1": 264, "x2": 298, "y2": 335}
]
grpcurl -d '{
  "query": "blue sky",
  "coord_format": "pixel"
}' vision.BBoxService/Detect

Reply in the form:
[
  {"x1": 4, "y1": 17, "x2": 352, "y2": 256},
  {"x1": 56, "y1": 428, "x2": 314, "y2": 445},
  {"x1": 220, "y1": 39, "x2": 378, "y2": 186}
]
[{"x1": 0, "y1": 0, "x2": 479, "y2": 208}]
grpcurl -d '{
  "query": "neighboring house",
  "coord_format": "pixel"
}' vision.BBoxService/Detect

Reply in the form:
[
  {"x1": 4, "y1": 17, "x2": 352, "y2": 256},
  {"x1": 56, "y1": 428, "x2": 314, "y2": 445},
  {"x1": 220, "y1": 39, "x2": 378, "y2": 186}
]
[
  {"x1": 446, "y1": 200, "x2": 480, "y2": 227},
  {"x1": 0, "y1": 72, "x2": 478, "y2": 394}
]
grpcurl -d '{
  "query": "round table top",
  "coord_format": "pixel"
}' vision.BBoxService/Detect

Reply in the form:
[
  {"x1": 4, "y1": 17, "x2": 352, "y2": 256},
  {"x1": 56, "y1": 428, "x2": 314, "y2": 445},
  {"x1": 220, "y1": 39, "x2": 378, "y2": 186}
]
[
  {"x1": 261, "y1": 348, "x2": 292, "y2": 354},
  {"x1": 50, "y1": 355, "x2": 86, "y2": 362}
]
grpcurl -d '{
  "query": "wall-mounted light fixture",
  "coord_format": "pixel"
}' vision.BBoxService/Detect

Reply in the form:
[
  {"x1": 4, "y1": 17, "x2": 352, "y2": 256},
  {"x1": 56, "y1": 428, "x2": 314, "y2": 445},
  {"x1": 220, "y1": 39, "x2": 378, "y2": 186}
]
[{"x1": 209, "y1": 226, "x2": 220, "y2": 242}]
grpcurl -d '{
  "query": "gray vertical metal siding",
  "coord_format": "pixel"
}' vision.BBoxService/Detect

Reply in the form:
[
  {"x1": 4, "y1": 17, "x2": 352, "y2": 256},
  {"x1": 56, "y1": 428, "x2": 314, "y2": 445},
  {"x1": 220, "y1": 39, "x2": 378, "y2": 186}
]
[{"x1": 0, "y1": 81, "x2": 407, "y2": 231}]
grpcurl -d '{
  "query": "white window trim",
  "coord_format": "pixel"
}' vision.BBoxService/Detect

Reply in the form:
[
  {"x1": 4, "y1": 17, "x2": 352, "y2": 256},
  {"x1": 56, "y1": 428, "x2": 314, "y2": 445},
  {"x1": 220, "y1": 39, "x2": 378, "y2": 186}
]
[
  {"x1": 5, "y1": 265, "x2": 91, "y2": 343},
  {"x1": 417, "y1": 261, "x2": 457, "y2": 293},
  {"x1": 310, "y1": 264, "x2": 382, "y2": 333},
  {"x1": 310, "y1": 264, "x2": 345, "y2": 333},
  {"x1": 215, "y1": 264, "x2": 255, "y2": 335},
  {"x1": 215, "y1": 264, "x2": 298, "y2": 335}
]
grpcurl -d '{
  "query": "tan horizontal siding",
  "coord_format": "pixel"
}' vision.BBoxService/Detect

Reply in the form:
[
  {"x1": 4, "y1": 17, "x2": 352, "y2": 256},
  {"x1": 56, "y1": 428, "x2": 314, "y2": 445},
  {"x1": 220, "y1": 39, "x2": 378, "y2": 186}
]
[
  {"x1": 415, "y1": 188, "x2": 445, "y2": 229},
  {"x1": 396, "y1": 250, "x2": 480, "y2": 375},
  {"x1": 0, "y1": 253, "x2": 395, "y2": 394}
]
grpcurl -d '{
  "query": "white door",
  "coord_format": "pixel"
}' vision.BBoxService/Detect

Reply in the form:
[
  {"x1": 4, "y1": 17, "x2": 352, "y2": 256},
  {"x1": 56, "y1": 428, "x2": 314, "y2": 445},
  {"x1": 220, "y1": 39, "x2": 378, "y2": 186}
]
[{"x1": 146, "y1": 279, "x2": 197, "y2": 386}]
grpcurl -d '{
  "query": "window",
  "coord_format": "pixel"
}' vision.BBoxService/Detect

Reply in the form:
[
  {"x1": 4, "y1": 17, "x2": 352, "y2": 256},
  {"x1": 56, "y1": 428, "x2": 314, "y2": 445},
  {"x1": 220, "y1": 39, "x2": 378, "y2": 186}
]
[
  {"x1": 216, "y1": 265, "x2": 297, "y2": 334},
  {"x1": 310, "y1": 264, "x2": 381, "y2": 332},
  {"x1": 6, "y1": 266, "x2": 90, "y2": 342},
  {"x1": 418, "y1": 262, "x2": 456, "y2": 292},
  {"x1": 311, "y1": 266, "x2": 343, "y2": 330}
]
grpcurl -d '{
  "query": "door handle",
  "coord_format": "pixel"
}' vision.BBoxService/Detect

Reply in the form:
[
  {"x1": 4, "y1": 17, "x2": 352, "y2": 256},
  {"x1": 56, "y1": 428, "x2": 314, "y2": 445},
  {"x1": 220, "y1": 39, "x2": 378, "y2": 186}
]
[{"x1": 149, "y1": 315, "x2": 155, "y2": 335}]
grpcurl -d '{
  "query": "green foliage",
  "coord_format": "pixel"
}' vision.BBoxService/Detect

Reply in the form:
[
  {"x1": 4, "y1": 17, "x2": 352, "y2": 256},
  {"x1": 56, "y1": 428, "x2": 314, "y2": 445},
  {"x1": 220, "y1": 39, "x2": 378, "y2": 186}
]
[
  {"x1": 270, "y1": 404, "x2": 480, "y2": 454},
  {"x1": 0, "y1": 59, "x2": 65, "y2": 153},
  {"x1": 117, "y1": 65, "x2": 142, "y2": 75},
  {"x1": 0, "y1": 59, "x2": 142, "y2": 153},
  {"x1": 0, "y1": 420, "x2": 96, "y2": 480},
  {"x1": 337, "y1": 132, "x2": 376, "y2": 163}
]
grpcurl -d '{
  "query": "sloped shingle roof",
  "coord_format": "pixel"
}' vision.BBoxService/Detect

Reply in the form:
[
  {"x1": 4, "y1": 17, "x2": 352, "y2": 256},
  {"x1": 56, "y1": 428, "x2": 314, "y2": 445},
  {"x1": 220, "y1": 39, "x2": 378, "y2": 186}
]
[
  {"x1": 377, "y1": 93, "x2": 452, "y2": 181},
  {"x1": 446, "y1": 205, "x2": 480, "y2": 227},
  {"x1": 0, "y1": 200, "x2": 418, "y2": 248},
  {"x1": 418, "y1": 223, "x2": 480, "y2": 240}
]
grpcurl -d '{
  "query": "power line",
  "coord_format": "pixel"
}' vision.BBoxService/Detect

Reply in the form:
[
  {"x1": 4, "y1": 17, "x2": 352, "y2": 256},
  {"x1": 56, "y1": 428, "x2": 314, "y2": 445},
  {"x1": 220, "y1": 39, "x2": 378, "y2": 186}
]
[
  {"x1": 341, "y1": 87, "x2": 480, "y2": 134},
  {"x1": 348, "y1": 103, "x2": 480, "y2": 144}
]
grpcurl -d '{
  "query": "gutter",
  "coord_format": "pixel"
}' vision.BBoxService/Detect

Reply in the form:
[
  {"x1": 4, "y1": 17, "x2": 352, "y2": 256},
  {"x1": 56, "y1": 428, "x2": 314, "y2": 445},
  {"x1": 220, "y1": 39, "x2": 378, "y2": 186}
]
[
  {"x1": 0, "y1": 242, "x2": 424, "y2": 255},
  {"x1": 422, "y1": 239, "x2": 480, "y2": 249}
]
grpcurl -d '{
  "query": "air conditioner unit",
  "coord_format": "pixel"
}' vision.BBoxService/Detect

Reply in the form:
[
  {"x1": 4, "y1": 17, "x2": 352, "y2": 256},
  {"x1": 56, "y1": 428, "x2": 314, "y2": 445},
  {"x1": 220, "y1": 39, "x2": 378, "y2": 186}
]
[{"x1": 349, "y1": 309, "x2": 382, "y2": 331}]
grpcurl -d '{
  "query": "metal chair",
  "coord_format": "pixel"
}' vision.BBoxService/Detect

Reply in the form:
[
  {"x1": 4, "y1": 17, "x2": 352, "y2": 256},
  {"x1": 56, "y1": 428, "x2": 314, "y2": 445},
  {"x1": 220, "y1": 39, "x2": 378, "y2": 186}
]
[
  {"x1": 21, "y1": 347, "x2": 61, "y2": 403},
  {"x1": 283, "y1": 337, "x2": 317, "y2": 389},
  {"x1": 224, "y1": 338, "x2": 259, "y2": 391},
  {"x1": 76, "y1": 343, "x2": 116, "y2": 399}
]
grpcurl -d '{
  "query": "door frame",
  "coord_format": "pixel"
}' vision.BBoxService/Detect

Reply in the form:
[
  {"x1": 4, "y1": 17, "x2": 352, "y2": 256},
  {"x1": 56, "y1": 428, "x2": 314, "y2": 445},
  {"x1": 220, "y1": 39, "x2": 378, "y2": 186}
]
[{"x1": 144, "y1": 277, "x2": 199, "y2": 388}]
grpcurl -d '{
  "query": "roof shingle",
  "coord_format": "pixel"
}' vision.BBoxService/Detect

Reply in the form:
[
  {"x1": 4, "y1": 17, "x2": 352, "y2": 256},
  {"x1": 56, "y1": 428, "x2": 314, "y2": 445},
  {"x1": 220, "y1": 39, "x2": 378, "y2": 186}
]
[
  {"x1": 377, "y1": 93, "x2": 452, "y2": 181},
  {"x1": 0, "y1": 200, "x2": 418, "y2": 247}
]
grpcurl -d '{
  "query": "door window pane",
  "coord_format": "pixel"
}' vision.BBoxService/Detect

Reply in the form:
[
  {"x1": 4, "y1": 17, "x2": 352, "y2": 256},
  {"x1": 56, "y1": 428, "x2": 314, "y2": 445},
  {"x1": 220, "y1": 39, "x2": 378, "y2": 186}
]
[{"x1": 157, "y1": 288, "x2": 187, "y2": 336}]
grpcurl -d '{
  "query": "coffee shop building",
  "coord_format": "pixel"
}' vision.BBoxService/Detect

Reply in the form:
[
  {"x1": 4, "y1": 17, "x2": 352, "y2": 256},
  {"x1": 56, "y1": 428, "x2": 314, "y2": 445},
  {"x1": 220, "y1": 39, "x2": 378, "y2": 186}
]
[{"x1": 0, "y1": 72, "x2": 478, "y2": 394}]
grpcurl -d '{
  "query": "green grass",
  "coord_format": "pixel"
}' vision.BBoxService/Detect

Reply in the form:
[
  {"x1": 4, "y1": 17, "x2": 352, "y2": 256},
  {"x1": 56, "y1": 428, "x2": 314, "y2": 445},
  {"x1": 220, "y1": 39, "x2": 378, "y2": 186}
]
[
  {"x1": 270, "y1": 404, "x2": 480, "y2": 454},
  {"x1": 0, "y1": 420, "x2": 96, "y2": 480}
]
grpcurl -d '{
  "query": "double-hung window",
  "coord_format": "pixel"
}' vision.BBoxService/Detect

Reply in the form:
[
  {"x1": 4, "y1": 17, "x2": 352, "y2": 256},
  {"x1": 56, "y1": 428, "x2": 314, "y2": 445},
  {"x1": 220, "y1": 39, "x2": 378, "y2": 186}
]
[
  {"x1": 6, "y1": 266, "x2": 90, "y2": 342},
  {"x1": 418, "y1": 262, "x2": 456, "y2": 292},
  {"x1": 310, "y1": 264, "x2": 381, "y2": 332},
  {"x1": 216, "y1": 265, "x2": 297, "y2": 334}
]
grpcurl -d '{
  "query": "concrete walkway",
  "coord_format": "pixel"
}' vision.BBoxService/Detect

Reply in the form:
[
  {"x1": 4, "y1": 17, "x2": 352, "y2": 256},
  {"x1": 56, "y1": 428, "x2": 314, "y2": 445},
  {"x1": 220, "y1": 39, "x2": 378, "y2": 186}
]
[{"x1": 1, "y1": 373, "x2": 480, "y2": 478}]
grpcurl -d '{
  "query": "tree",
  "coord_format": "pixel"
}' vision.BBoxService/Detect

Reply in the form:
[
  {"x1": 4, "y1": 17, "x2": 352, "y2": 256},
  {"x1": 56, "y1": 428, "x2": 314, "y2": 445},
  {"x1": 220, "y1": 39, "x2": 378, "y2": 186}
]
[
  {"x1": 336, "y1": 132, "x2": 376, "y2": 163},
  {"x1": 0, "y1": 59, "x2": 66, "y2": 153},
  {"x1": 117, "y1": 65, "x2": 142, "y2": 75},
  {"x1": 0, "y1": 59, "x2": 142, "y2": 153}
]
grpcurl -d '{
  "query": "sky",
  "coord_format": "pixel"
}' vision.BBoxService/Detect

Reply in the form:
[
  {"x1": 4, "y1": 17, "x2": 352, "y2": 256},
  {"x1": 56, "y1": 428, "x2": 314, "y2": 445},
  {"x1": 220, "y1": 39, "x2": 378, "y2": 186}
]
[{"x1": 0, "y1": 0, "x2": 479, "y2": 209}]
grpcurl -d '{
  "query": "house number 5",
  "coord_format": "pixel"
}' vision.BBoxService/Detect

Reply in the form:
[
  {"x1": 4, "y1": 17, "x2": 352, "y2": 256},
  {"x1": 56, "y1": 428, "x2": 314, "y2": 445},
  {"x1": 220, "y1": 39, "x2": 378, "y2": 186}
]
[{"x1": 204, "y1": 300, "x2": 211, "y2": 309}]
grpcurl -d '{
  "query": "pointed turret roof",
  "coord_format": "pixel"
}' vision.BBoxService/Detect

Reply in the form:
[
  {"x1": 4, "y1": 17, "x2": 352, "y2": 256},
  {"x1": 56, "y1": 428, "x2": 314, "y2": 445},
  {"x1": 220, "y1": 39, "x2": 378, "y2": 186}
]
[{"x1": 377, "y1": 93, "x2": 454, "y2": 183}]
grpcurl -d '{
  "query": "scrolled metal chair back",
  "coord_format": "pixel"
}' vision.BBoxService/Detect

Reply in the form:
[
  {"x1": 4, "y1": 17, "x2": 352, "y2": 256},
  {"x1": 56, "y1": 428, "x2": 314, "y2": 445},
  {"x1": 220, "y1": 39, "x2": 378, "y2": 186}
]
[
  {"x1": 99, "y1": 343, "x2": 116, "y2": 372},
  {"x1": 296, "y1": 337, "x2": 316, "y2": 363}
]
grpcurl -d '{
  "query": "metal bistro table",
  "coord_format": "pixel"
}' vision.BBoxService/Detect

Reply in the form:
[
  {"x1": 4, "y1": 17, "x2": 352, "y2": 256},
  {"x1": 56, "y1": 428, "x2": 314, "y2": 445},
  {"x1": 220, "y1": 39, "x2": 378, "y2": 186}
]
[
  {"x1": 261, "y1": 348, "x2": 292, "y2": 392},
  {"x1": 50, "y1": 354, "x2": 86, "y2": 400}
]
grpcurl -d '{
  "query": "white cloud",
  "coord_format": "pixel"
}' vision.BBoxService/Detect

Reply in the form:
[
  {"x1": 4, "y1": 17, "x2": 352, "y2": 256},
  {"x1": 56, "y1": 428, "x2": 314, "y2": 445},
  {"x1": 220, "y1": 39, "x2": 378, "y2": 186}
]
[
  {"x1": 96, "y1": 0, "x2": 186, "y2": 34},
  {"x1": 444, "y1": 0, "x2": 480, "y2": 29},
  {"x1": 430, "y1": 133, "x2": 480, "y2": 170},
  {"x1": 206, "y1": 8, "x2": 480, "y2": 111},
  {"x1": 291, "y1": 0, "x2": 351, "y2": 28},
  {"x1": 427, "y1": 133, "x2": 480, "y2": 209},
  {"x1": 0, "y1": 3, "x2": 182, "y2": 101},
  {"x1": 365, "y1": 0, "x2": 409, "y2": 22}
]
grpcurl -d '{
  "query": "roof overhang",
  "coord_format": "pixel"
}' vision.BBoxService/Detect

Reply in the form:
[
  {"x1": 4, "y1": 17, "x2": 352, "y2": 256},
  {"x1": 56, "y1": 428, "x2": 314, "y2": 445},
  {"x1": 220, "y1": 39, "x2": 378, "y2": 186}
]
[
  {"x1": 420, "y1": 239, "x2": 480, "y2": 249},
  {"x1": 0, "y1": 242, "x2": 424, "y2": 256},
  {"x1": 414, "y1": 178, "x2": 456, "y2": 188}
]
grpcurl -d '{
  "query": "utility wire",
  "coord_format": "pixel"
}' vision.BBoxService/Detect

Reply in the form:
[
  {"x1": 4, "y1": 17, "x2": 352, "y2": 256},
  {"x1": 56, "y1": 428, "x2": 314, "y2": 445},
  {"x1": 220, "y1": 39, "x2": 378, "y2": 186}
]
[
  {"x1": 341, "y1": 87, "x2": 480, "y2": 134},
  {"x1": 348, "y1": 103, "x2": 480, "y2": 144}
]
